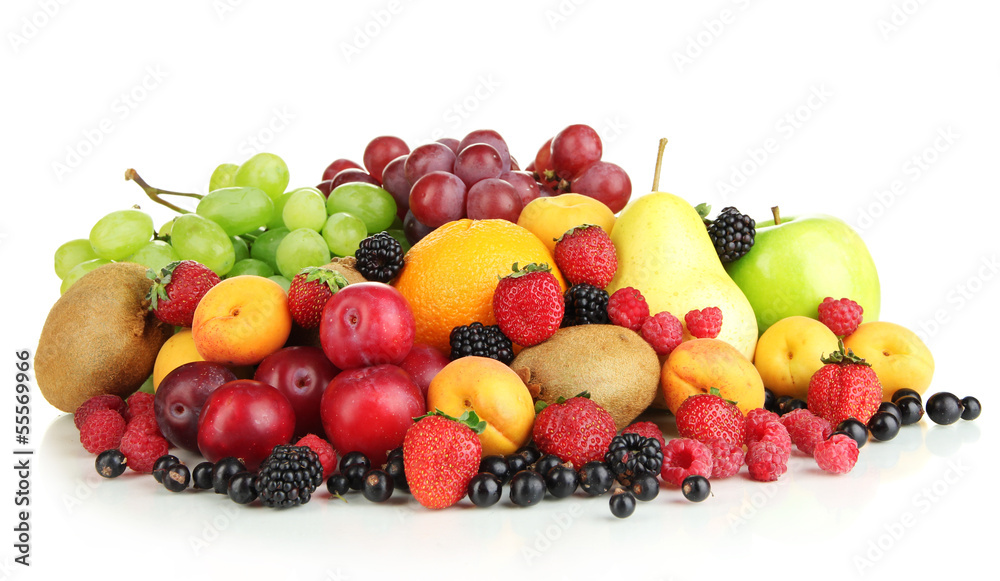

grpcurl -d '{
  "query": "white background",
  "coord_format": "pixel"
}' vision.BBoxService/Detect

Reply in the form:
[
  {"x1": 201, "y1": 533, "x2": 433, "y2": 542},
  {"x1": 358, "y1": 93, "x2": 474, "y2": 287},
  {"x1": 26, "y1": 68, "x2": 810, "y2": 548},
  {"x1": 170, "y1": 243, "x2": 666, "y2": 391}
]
[{"x1": 2, "y1": 1, "x2": 998, "y2": 579}]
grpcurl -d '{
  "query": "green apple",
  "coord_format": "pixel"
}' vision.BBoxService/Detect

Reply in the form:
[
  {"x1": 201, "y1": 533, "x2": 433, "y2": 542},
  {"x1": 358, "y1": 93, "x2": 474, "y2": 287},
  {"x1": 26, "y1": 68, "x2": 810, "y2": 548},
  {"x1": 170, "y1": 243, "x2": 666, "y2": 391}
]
[{"x1": 724, "y1": 210, "x2": 880, "y2": 335}]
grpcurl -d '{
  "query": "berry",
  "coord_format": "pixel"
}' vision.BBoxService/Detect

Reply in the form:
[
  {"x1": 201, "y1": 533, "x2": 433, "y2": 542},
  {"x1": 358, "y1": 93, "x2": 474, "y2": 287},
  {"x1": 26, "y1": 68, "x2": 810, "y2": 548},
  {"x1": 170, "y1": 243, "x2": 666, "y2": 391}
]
[
  {"x1": 704, "y1": 206, "x2": 755, "y2": 263},
  {"x1": 814, "y1": 434, "x2": 860, "y2": 474},
  {"x1": 630, "y1": 472, "x2": 659, "y2": 502},
  {"x1": 151, "y1": 454, "x2": 180, "y2": 483},
  {"x1": 553, "y1": 225, "x2": 618, "y2": 288},
  {"x1": 763, "y1": 388, "x2": 779, "y2": 414},
  {"x1": 604, "y1": 433, "x2": 664, "y2": 486},
  {"x1": 467, "y1": 473, "x2": 503, "y2": 507},
  {"x1": 707, "y1": 439, "x2": 745, "y2": 479},
  {"x1": 403, "y1": 411, "x2": 485, "y2": 509},
  {"x1": 878, "y1": 401, "x2": 903, "y2": 424},
  {"x1": 509, "y1": 470, "x2": 546, "y2": 507},
  {"x1": 778, "y1": 398, "x2": 808, "y2": 416},
  {"x1": 867, "y1": 412, "x2": 901, "y2": 441},
  {"x1": 578, "y1": 461, "x2": 614, "y2": 496},
  {"x1": 622, "y1": 421, "x2": 666, "y2": 450},
  {"x1": 339, "y1": 451, "x2": 371, "y2": 473},
  {"x1": 119, "y1": 416, "x2": 169, "y2": 473},
  {"x1": 79, "y1": 409, "x2": 127, "y2": 455},
  {"x1": 492, "y1": 263, "x2": 564, "y2": 347},
  {"x1": 607, "y1": 287, "x2": 650, "y2": 332},
  {"x1": 745, "y1": 414, "x2": 792, "y2": 454},
  {"x1": 961, "y1": 396, "x2": 982, "y2": 421},
  {"x1": 779, "y1": 409, "x2": 833, "y2": 456},
  {"x1": 354, "y1": 232, "x2": 404, "y2": 283},
  {"x1": 891, "y1": 389, "x2": 922, "y2": 404},
  {"x1": 684, "y1": 307, "x2": 723, "y2": 339},
  {"x1": 833, "y1": 419, "x2": 868, "y2": 449},
  {"x1": 817, "y1": 297, "x2": 864, "y2": 337},
  {"x1": 926, "y1": 392, "x2": 964, "y2": 425},
  {"x1": 287, "y1": 267, "x2": 349, "y2": 329},
  {"x1": 807, "y1": 341, "x2": 882, "y2": 425},
  {"x1": 660, "y1": 438, "x2": 714, "y2": 487},
  {"x1": 744, "y1": 408, "x2": 780, "y2": 444},
  {"x1": 449, "y1": 322, "x2": 515, "y2": 365},
  {"x1": 516, "y1": 445, "x2": 542, "y2": 466},
  {"x1": 74, "y1": 395, "x2": 127, "y2": 430},
  {"x1": 675, "y1": 390, "x2": 746, "y2": 447},
  {"x1": 505, "y1": 454, "x2": 528, "y2": 475},
  {"x1": 228, "y1": 472, "x2": 258, "y2": 504},
  {"x1": 147, "y1": 260, "x2": 221, "y2": 327},
  {"x1": 163, "y1": 464, "x2": 190, "y2": 492},
  {"x1": 561, "y1": 283, "x2": 610, "y2": 327},
  {"x1": 362, "y1": 469, "x2": 395, "y2": 502},
  {"x1": 479, "y1": 455, "x2": 512, "y2": 484},
  {"x1": 545, "y1": 465, "x2": 579, "y2": 498},
  {"x1": 640, "y1": 311, "x2": 684, "y2": 356},
  {"x1": 533, "y1": 454, "x2": 562, "y2": 478},
  {"x1": 294, "y1": 434, "x2": 337, "y2": 480},
  {"x1": 254, "y1": 445, "x2": 324, "y2": 508},
  {"x1": 212, "y1": 457, "x2": 247, "y2": 494},
  {"x1": 385, "y1": 455, "x2": 409, "y2": 493},
  {"x1": 192, "y1": 462, "x2": 214, "y2": 490},
  {"x1": 95, "y1": 449, "x2": 127, "y2": 478},
  {"x1": 681, "y1": 475, "x2": 711, "y2": 502},
  {"x1": 343, "y1": 464, "x2": 368, "y2": 491},
  {"x1": 125, "y1": 391, "x2": 155, "y2": 422},
  {"x1": 326, "y1": 474, "x2": 350, "y2": 496},
  {"x1": 746, "y1": 441, "x2": 789, "y2": 482},
  {"x1": 532, "y1": 395, "x2": 617, "y2": 470},
  {"x1": 609, "y1": 489, "x2": 636, "y2": 518},
  {"x1": 896, "y1": 396, "x2": 925, "y2": 425}
]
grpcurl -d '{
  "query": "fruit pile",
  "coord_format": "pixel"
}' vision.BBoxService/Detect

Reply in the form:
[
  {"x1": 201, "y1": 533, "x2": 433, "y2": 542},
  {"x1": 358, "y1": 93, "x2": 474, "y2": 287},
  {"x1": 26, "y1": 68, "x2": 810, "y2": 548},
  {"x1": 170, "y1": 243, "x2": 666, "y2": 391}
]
[{"x1": 37, "y1": 128, "x2": 983, "y2": 520}]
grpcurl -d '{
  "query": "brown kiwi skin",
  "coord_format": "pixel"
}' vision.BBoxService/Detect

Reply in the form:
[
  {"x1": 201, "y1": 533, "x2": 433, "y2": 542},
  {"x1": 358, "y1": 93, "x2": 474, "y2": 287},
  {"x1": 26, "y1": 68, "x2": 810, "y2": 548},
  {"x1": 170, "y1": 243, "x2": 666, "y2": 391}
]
[
  {"x1": 511, "y1": 325, "x2": 661, "y2": 431},
  {"x1": 35, "y1": 262, "x2": 174, "y2": 413}
]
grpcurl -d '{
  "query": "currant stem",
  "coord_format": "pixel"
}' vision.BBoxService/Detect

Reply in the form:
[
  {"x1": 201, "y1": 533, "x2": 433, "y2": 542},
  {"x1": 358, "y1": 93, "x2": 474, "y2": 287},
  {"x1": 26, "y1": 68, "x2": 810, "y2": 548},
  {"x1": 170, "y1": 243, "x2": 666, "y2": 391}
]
[
  {"x1": 652, "y1": 138, "x2": 668, "y2": 191},
  {"x1": 124, "y1": 168, "x2": 202, "y2": 214}
]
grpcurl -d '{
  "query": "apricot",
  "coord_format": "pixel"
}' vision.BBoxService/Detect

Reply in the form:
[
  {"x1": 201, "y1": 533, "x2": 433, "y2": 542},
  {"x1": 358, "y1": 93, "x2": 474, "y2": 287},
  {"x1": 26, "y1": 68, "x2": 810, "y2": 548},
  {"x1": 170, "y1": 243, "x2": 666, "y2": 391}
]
[
  {"x1": 753, "y1": 316, "x2": 840, "y2": 400},
  {"x1": 844, "y1": 321, "x2": 934, "y2": 400},
  {"x1": 517, "y1": 193, "x2": 616, "y2": 253},
  {"x1": 426, "y1": 356, "x2": 535, "y2": 456},
  {"x1": 192, "y1": 276, "x2": 292, "y2": 366},
  {"x1": 661, "y1": 338, "x2": 764, "y2": 415},
  {"x1": 152, "y1": 329, "x2": 204, "y2": 390}
]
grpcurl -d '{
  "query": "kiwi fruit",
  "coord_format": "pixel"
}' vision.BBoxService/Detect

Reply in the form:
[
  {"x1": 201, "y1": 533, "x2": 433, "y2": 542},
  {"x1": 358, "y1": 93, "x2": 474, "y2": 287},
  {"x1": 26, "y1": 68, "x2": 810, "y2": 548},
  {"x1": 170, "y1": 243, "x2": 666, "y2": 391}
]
[
  {"x1": 36, "y1": 262, "x2": 174, "y2": 412},
  {"x1": 511, "y1": 325, "x2": 661, "y2": 430},
  {"x1": 321, "y1": 257, "x2": 367, "y2": 285}
]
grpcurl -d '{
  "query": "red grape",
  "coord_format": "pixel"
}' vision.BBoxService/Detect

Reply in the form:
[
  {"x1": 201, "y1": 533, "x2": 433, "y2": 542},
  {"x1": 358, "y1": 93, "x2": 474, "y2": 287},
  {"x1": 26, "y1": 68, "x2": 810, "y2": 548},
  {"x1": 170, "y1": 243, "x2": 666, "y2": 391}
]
[
  {"x1": 436, "y1": 137, "x2": 460, "y2": 154},
  {"x1": 317, "y1": 169, "x2": 379, "y2": 196},
  {"x1": 321, "y1": 159, "x2": 363, "y2": 182},
  {"x1": 498, "y1": 171, "x2": 541, "y2": 208},
  {"x1": 403, "y1": 210, "x2": 434, "y2": 245},
  {"x1": 409, "y1": 171, "x2": 467, "y2": 228},
  {"x1": 381, "y1": 155, "x2": 411, "y2": 219},
  {"x1": 533, "y1": 137, "x2": 560, "y2": 187},
  {"x1": 363, "y1": 136, "x2": 410, "y2": 184},
  {"x1": 458, "y1": 130, "x2": 511, "y2": 172},
  {"x1": 466, "y1": 178, "x2": 523, "y2": 222},
  {"x1": 537, "y1": 181, "x2": 559, "y2": 197},
  {"x1": 404, "y1": 143, "x2": 457, "y2": 185},
  {"x1": 453, "y1": 143, "x2": 503, "y2": 188},
  {"x1": 569, "y1": 161, "x2": 632, "y2": 213},
  {"x1": 551, "y1": 125, "x2": 602, "y2": 180}
]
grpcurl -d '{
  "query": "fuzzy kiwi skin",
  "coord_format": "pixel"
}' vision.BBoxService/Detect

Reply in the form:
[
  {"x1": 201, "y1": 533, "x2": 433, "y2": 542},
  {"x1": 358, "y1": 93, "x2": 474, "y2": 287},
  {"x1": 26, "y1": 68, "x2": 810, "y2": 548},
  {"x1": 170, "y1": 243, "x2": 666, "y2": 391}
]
[
  {"x1": 511, "y1": 325, "x2": 661, "y2": 431},
  {"x1": 35, "y1": 262, "x2": 174, "y2": 412}
]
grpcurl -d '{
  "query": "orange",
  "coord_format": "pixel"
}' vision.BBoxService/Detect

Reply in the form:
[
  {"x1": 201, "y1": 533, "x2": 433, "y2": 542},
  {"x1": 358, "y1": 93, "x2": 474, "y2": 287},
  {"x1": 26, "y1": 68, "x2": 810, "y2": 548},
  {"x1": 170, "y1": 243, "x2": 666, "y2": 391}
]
[{"x1": 394, "y1": 219, "x2": 566, "y2": 354}]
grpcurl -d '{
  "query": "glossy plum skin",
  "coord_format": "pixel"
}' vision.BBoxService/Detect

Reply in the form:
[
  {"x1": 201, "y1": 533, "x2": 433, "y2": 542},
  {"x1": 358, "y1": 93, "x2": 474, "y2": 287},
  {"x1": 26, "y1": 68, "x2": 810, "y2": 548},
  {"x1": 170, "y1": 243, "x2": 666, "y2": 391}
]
[
  {"x1": 254, "y1": 346, "x2": 339, "y2": 439},
  {"x1": 398, "y1": 343, "x2": 450, "y2": 399},
  {"x1": 154, "y1": 361, "x2": 237, "y2": 453},
  {"x1": 196, "y1": 380, "x2": 296, "y2": 471},
  {"x1": 319, "y1": 282, "x2": 416, "y2": 370}
]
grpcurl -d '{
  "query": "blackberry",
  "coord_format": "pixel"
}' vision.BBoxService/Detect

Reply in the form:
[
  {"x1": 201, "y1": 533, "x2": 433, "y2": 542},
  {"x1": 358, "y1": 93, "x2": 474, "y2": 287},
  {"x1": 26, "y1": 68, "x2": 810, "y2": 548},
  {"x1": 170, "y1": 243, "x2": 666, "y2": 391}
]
[
  {"x1": 95, "y1": 449, "x2": 127, "y2": 479},
  {"x1": 354, "y1": 232, "x2": 405, "y2": 283},
  {"x1": 609, "y1": 489, "x2": 636, "y2": 518},
  {"x1": 705, "y1": 206, "x2": 755, "y2": 263},
  {"x1": 562, "y1": 284, "x2": 609, "y2": 327},
  {"x1": 604, "y1": 433, "x2": 663, "y2": 486},
  {"x1": 467, "y1": 473, "x2": 503, "y2": 507},
  {"x1": 254, "y1": 445, "x2": 324, "y2": 508},
  {"x1": 681, "y1": 475, "x2": 711, "y2": 502},
  {"x1": 449, "y1": 322, "x2": 514, "y2": 364},
  {"x1": 228, "y1": 471, "x2": 258, "y2": 505},
  {"x1": 961, "y1": 396, "x2": 981, "y2": 421}
]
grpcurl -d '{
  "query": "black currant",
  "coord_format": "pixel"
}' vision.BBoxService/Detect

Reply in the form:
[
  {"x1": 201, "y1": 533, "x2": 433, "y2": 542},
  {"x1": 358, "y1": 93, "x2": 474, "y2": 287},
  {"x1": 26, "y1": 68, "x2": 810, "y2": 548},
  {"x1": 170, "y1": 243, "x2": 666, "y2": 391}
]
[
  {"x1": 609, "y1": 489, "x2": 636, "y2": 518},
  {"x1": 891, "y1": 388, "x2": 922, "y2": 404},
  {"x1": 833, "y1": 418, "x2": 868, "y2": 449},
  {"x1": 505, "y1": 453, "x2": 527, "y2": 475},
  {"x1": 545, "y1": 465, "x2": 579, "y2": 499},
  {"x1": 578, "y1": 461, "x2": 614, "y2": 496},
  {"x1": 509, "y1": 470, "x2": 545, "y2": 507},
  {"x1": 926, "y1": 392, "x2": 963, "y2": 425},
  {"x1": 877, "y1": 401, "x2": 902, "y2": 424},
  {"x1": 386, "y1": 447, "x2": 404, "y2": 462},
  {"x1": 867, "y1": 412, "x2": 901, "y2": 442},
  {"x1": 517, "y1": 445, "x2": 541, "y2": 466},
  {"x1": 362, "y1": 469, "x2": 394, "y2": 502},
  {"x1": 630, "y1": 472, "x2": 659, "y2": 502},
  {"x1": 763, "y1": 388, "x2": 779, "y2": 414},
  {"x1": 961, "y1": 396, "x2": 981, "y2": 421},
  {"x1": 343, "y1": 463, "x2": 368, "y2": 491},
  {"x1": 779, "y1": 398, "x2": 807, "y2": 416},
  {"x1": 533, "y1": 454, "x2": 562, "y2": 478},
  {"x1": 213, "y1": 457, "x2": 246, "y2": 494},
  {"x1": 478, "y1": 455, "x2": 511, "y2": 485},
  {"x1": 326, "y1": 474, "x2": 350, "y2": 496},
  {"x1": 681, "y1": 475, "x2": 711, "y2": 502},
  {"x1": 896, "y1": 395, "x2": 924, "y2": 425},
  {"x1": 162, "y1": 464, "x2": 190, "y2": 492},
  {"x1": 385, "y1": 455, "x2": 409, "y2": 493},
  {"x1": 228, "y1": 471, "x2": 258, "y2": 504},
  {"x1": 467, "y1": 473, "x2": 502, "y2": 507},
  {"x1": 339, "y1": 451, "x2": 371, "y2": 474},
  {"x1": 192, "y1": 461, "x2": 215, "y2": 490},
  {"x1": 95, "y1": 449, "x2": 127, "y2": 478},
  {"x1": 152, "y1": 454, "x2": 180, "y2": 483}
]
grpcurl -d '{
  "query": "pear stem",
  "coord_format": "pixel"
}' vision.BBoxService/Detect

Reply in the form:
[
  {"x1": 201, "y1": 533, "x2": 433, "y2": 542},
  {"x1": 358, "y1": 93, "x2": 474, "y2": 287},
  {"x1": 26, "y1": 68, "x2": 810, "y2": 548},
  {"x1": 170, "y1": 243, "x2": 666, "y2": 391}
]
[
  {"x1": 771, "y1": 206, "x2": 782, "y2": 225},
  {"x1": 124, "y1": 169, "x2": 202, "y2": 214},
  {"x1": 651, "y1": 138, "x2": 668, "y2": 191}
]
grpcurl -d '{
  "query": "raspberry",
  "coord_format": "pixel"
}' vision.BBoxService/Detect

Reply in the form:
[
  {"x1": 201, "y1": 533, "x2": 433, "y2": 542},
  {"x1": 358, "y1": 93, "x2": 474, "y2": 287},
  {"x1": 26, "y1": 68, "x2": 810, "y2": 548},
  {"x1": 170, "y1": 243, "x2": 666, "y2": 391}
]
[
  {"x1": 817, "y1": 297, "x2": 864, "y2": 337},
  {"x1": 747, "y1": 420, "x2": 791, "y2": 458},
  {"x1": 640, "y1": 311, "x2": 684, "y2": 356},
  {"x1": 125, "y1": 391, "x2": 155, "y2": 422},
  {"x1": 707, "y1": 439, "x2": 745, "y2": 479},
  {"x1": 295, "y1": 434, "x2": 338, "y2": 480},
  {"x1": 74, "y1": 395, "x2": 127, "y2": 430},
  {"x1": 622, "y1": 421, "x2": 666, "y2": 450},
  {"x1": 79, "y1": 409, "x2": 127, "y2": 454},
  {"x1": 125, "y1": 413, "x2": 164, "y2": 438},
  {"x1": 659, "y1": 438, "x2": 713, "y2": 487},
  {"x1": 684, "y1": 307, "x2": 723, "y2": 339},
  {"x1": 744, "y1": 407, "x2": 780, "y2": 445},
  {"x1": 814, "y1": 434, "x2": 860, "y2": 474},
  {"x1": 780, "y1": 409, "x2": 833, "y2": 456},
  {"x1": 607, "y1": 287, "x2": 650, "y2": 332},
  {"x1": 746, "y1": 441, "x2": 789, "y2": 482},
  {"x1": 120, "y1": 419, "x2": 170, "y2": 473}
]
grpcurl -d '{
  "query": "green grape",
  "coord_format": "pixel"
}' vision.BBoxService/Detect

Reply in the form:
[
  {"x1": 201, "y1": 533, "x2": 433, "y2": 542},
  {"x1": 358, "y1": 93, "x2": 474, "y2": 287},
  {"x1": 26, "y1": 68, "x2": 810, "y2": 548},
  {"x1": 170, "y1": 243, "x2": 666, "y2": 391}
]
[
  {"x1": 196, "y1": 187, "x2": 274, "y2": 237},
  {"x1": 209, "y1": 163, "x2": 239, "y2": 192},
  {"x1": 126, "y1": 240, "x2": 179, "y2": 272},
  {"x1": 322, "y1": 212, "x2": 367, "y2": 257},
  {"x1": 275, "y1": 228, "x2": 331, "y2": 279},
  {"x1": 170, "y1": 213, "x2": 236, "y2": 276},
  {"x1": 226, "y1": 258, "x2": 274, "y2": 278},
  {"x1": 282, "y1": 187, "x2": 327, "y2": 232},
  {"x1": 385, "y1": 229, "x2": 410, "y2": 255},
  {"x1": 159, "y1": 219, "x2": 174, "y2": 237},
  {"x1": 54, "y1": 239, "x2": 98, "y2": 279},
  {"x1": 267, "y1": 190, "x2": 295, "y2": 230},
  {"x1": 326, "y1": 183, "x2": 397, "y2": 234},
  {"x1": 60, "y1": 258, "x2": 111, "y2": 294},
  {"x1": 89, "y1": 209, "x2": 154, "y2": 260},
  {"x1": 250, "y1": 227, "x2": 289, "y2": 274},
  {"x1": 268, "y1": 275, "x2": 291, "y2": 293},
  {"x1": 234, "y1": 152, "x2": 289, "y2": 200},
  {"x1": 232, "y1": 236, "x2": 250, "y2": 263},
  {"x1": 389, "y1": 214, "x2": 405, "y2": 230}
]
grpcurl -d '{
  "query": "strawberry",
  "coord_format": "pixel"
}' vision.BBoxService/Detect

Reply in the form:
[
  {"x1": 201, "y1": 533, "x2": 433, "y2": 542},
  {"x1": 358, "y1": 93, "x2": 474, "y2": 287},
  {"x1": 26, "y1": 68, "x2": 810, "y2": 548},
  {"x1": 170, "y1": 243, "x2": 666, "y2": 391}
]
[
  {"x1": 531, "y1": 394, "x2": 617, "y2": 470},
  {"x1": 147, "y1": 260, "x2": 220, "y2": 327},
  {"x1": 403, "y1": 410, "x2": 485, "y2": 509},
  {"x1": 807, "y1": 340, "x2": 882, "y2": 425},
  {"x1": 492, "y1": 262, "x2": 564, "y2": 346},
  {"x1": 675, "y1": 388, "x2": 746, "y2": 447},
  {"x1": 553, "y1": 225, "x2": 617, "y2": 288},
  {"x1": 287, "y1": 267, "x2": 349, "y2": 329}
]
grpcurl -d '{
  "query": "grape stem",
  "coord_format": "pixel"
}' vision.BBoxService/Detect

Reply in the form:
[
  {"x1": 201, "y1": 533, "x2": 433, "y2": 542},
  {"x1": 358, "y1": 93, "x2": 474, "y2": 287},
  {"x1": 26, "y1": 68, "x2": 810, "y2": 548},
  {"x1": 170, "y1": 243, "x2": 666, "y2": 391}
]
[
  {"x1": 124, "y1": 169, "x2": 202, "y2": 214},
  {"x1": 652, "y1": 138, "x2": 668, "y2": 191}
]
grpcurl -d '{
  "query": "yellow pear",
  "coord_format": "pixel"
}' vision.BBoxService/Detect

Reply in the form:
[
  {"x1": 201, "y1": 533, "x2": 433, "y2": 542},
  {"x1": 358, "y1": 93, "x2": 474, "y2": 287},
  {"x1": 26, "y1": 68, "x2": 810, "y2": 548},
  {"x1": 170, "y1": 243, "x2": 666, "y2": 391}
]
[{"x1": 607, "y1": 192, "x2": 758, "y2": 359}]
